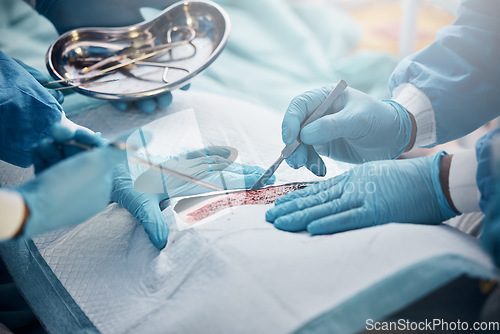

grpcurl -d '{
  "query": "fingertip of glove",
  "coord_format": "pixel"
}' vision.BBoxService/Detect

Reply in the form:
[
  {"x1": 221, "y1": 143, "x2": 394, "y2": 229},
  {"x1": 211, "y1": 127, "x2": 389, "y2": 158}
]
[
  {"x1": 306, "y1": 221, "x2": 327, "y2": 235},
  {"x1": 299, "y1": 123, "x2": 318, "y2": 145},
  {"x1": 266, "y1": 174, "x2": 277, "y2": 185},
  {"x1": 204, "y1": 146, "x2": 231, "y2": 159},
  {"x1": 135, "y1": 99, "x2": 157, "y2": 113},
  {"x1": 265, "y1": 210, "x2": 275, "y2": 223},
  {"x1": 285, "y1": 155, "x2": 305, "y2": 170},
  {"x1": 111, "y1": 101, "x2": 128, "y2": 111},
  {"x1": 306, "y1": 223, "x2": 320, "y2": 235},
  {"x1": 281, "y1": 126, "x2": 295, "y2": 146},
  {"x1": 180, "y1": 84, "x2": 191, "y2": 91},
  {"x1": 142, "y1": 212, "x2": 170, "y2": 250},
  {"x1": 243, "y1": 173, "x2": 261, "y2": 189},
  {"x1": 52, "y1": 90, "x2": 65, "y2": 105},
  {"x1": 157, "y1": 92, "x2": 173, "y2": 107},
  {"x1": 49, "y1": 124, "x2": 73, "y2": 142},
  {"x1": 308, "y1": 161, "x2": 327, "y2": 177},
  {"x1": 273, "y1": 217, "x2": 295, "y2": 232},
  {"x1": 151, "y1": 235, "x2": 168, "y2": 250}
]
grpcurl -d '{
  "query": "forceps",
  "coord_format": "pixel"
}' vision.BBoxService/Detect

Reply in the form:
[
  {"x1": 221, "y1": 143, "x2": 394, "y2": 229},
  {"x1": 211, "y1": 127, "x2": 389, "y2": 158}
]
[
  {"x1": 126, "y1": 25, "x2": 195, "y2": 83},
  {"x1": 81, "y1": 26, "x2": 196, "y2": 75}
]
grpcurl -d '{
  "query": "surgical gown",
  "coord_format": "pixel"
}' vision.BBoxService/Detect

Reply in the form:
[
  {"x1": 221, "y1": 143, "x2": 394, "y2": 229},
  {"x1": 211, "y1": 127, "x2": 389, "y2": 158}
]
[
  {"x1": 0, "y1": 50, "x2": 62, "y2": 167},
  {"x1": 389, "y1": 0, "x2": 500, "y2": 147}
]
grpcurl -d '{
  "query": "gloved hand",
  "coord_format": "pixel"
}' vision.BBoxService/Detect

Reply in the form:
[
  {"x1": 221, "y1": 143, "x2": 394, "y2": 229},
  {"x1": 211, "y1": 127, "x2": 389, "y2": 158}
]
[
  {"x1": 32, "y1": 124, "x2": 105, "y2": 173},
  {"x1": 112, "y1": 147, "x2": 276, "y2": 249},
  {"x1": 482, "y1": 212, "x2": 500, "y2": 267},
  {"x1": 14, "y1": 144, "x2": 125, "y2": 238},
  {"x1": 35, "y1": 0, "x2": 184, "y2": 113},
  {"x1": 0, "y1": 51, "x2": 62, "y2": 167},
  {"x1": 13, "y1": 59, "x2": 64, "y2": 104},
  {"x1": 110, "y1": 84, "x2": 190, "y2": 114},
  {"x1": 282, "y1": 86, "x2": 413, "y2": 174},
  {"x1": 266, "y1": 152, "x2": 457, "y2": 234}
]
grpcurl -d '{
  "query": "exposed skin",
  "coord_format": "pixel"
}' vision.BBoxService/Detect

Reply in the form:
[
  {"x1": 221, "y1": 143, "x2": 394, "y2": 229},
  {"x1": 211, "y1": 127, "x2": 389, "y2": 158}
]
[
  {"x1": 440, "y1": 154, "x2": 459, "y2": 213},
  {"x1": 404, "y1": 111, "x2": 417, "y2": 153}
]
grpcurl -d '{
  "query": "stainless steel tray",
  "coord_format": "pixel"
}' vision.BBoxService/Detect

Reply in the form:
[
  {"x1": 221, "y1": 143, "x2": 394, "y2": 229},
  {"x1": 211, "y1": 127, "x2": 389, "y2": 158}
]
[{"x1": 45, "y1": 0, "x2": 230, "y2": 100}]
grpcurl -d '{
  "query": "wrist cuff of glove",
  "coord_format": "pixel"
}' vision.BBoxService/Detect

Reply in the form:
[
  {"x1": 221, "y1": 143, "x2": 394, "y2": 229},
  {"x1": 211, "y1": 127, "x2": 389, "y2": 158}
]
[
  {"x1": 392, "y1": 83, "x2": 436, "y2": 148},
  {"x1": 431, "y1": 151, "x2": 459, "y2": 221},
  {"x1": 382, "y1": 100, "x2": 412, "y2": 159},
  {"x1": 449, "y1": 149, "x2": 481, "y2": 213}
]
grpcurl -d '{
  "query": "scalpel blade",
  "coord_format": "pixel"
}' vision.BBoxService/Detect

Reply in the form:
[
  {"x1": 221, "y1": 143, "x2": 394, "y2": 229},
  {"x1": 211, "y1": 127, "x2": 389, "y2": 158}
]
[{"x1": 250, "y1": 155, "x2": 285, "y2": 191}]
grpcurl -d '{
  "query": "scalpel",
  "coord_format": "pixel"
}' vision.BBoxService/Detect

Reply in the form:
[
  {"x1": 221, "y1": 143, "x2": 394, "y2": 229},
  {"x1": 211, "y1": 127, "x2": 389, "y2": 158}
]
[{"x1": 250, "y1": 79, "x2": 347, "y2": 190}]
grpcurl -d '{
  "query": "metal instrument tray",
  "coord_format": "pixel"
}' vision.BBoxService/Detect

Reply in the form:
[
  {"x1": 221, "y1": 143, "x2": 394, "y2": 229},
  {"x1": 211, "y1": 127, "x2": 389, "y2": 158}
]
[{"x1": 46, "y1": 0, "x2": 230, "y2": 100}]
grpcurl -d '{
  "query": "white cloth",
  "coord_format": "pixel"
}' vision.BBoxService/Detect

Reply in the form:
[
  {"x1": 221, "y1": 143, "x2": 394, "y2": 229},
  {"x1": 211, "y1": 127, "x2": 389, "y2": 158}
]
[
  {"x1": 449, "y1": 148, "x2": 481, "y2": 213},
  {"x1": 34, "y1": 204, "x2": 497, "y2": 334},
  {"x1": 392, "y1": 83, "x2": 436, "y2": 148}
]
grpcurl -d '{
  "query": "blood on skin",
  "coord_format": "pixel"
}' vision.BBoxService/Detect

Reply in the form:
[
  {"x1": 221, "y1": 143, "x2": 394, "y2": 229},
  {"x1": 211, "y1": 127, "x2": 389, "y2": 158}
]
[{"x1": 186, "y1": 183, "x2": 307, "y2": 222}]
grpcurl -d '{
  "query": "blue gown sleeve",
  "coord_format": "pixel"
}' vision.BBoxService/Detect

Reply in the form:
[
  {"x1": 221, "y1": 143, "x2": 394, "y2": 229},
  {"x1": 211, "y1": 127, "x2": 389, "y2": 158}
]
[
  {"x1": 389, "y1": 0, "x2": 500, "y2": 146},
  {"x1": 0, "y1": 51, "x2": 62, "y2": 167}
]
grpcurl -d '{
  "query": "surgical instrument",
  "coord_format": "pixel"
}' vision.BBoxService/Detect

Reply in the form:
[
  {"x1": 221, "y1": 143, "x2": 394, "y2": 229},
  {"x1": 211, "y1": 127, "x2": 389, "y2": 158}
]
[
  {"x1": 51, "y1": 78, "x2": 120, "y2": 90},
  {"x1": 63, "y1": 140, "x2": 224, "y2": 191},
  {"x1": 42, "y1": 73, "x2": 111, "y2": 86},
  {"x1": 81, "y1": 26, "x2": 196, "y2": 74},
  {"x1": 251, "y1": 79, "x2": 348, "y2": 190},
  {"x1": 134, "y1": 62, "x2": 190, "y2": 83},
  {"x1": 46, "y1": 1, "x2": 230, "y2": 100}
]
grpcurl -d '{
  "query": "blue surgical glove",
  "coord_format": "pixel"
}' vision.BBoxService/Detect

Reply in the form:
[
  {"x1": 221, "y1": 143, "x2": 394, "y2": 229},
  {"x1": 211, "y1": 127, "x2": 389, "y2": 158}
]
[
  {"x1": 111, "y1": 84, "x2": 190, "y2": 114},
  {"x1": 35, "y1": 0, "x2": 185, "y2": 113},
  {"x1": 0, "y1": 51, "x2": 62, "y2": 167},
  {"x1": 112, "y1": 147, "x2": 276, "y2": 249},
  {"x1": 14, "y1": 145, "x2": 126, "y2": 238},
  {"x1": 282, "y1": 86, "x2": 413, "y2": 173},
  {"x1": 482, "y1": 212, "x2": 500, "y2": 267},
  {"x1": 13, "y1": 59, "x2": 64, "y2": 105},
  {"x1": 266, "y1": 152, "x2": 457, "y2": 234},
  {"x1": 481, "y1": 165, "x2": 500, "y2": 267},
  {"x1": 31, "y1": 124, "x2": 106, "y2": 173}
]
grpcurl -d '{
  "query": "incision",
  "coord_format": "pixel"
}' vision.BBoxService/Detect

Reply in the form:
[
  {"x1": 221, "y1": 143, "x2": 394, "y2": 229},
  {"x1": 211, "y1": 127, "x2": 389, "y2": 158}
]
[{"x1": 176, "y1": 183, "x2": 310, "y2": 224}]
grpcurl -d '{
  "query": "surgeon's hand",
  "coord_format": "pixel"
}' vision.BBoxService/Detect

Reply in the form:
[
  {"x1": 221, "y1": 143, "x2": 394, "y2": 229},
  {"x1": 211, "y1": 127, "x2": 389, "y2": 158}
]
[
  {"x1": 110, "y1": 84, "x2": 190, "y2": 114},
  {"x1": 32, "y1": 124, "x2": 105, "y2": 173},
  {"x1": 482, "y1": 195, "x2": 500, "y2": 267},
  {"x1": 266, "y1": 152, "x2": 457, "y2": 234},
  {"x1": 13, "y1": 59, "x2": 64, "y2": 105},
  {"x1": 482, "y1": 215, "x2": 500, "y2": 267},
  {"x1": 14, "y1": 144, "x2": 125, "y2": 238},
  {"x1": 35, "y1": 0, "x2": 183, "y2": 113},
  {"x1": 112, "y1": 147, "x2": 276, "y2": 249},
  {"x1": 282, "y1": 86, "x2": 414, "y2": 173}
]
